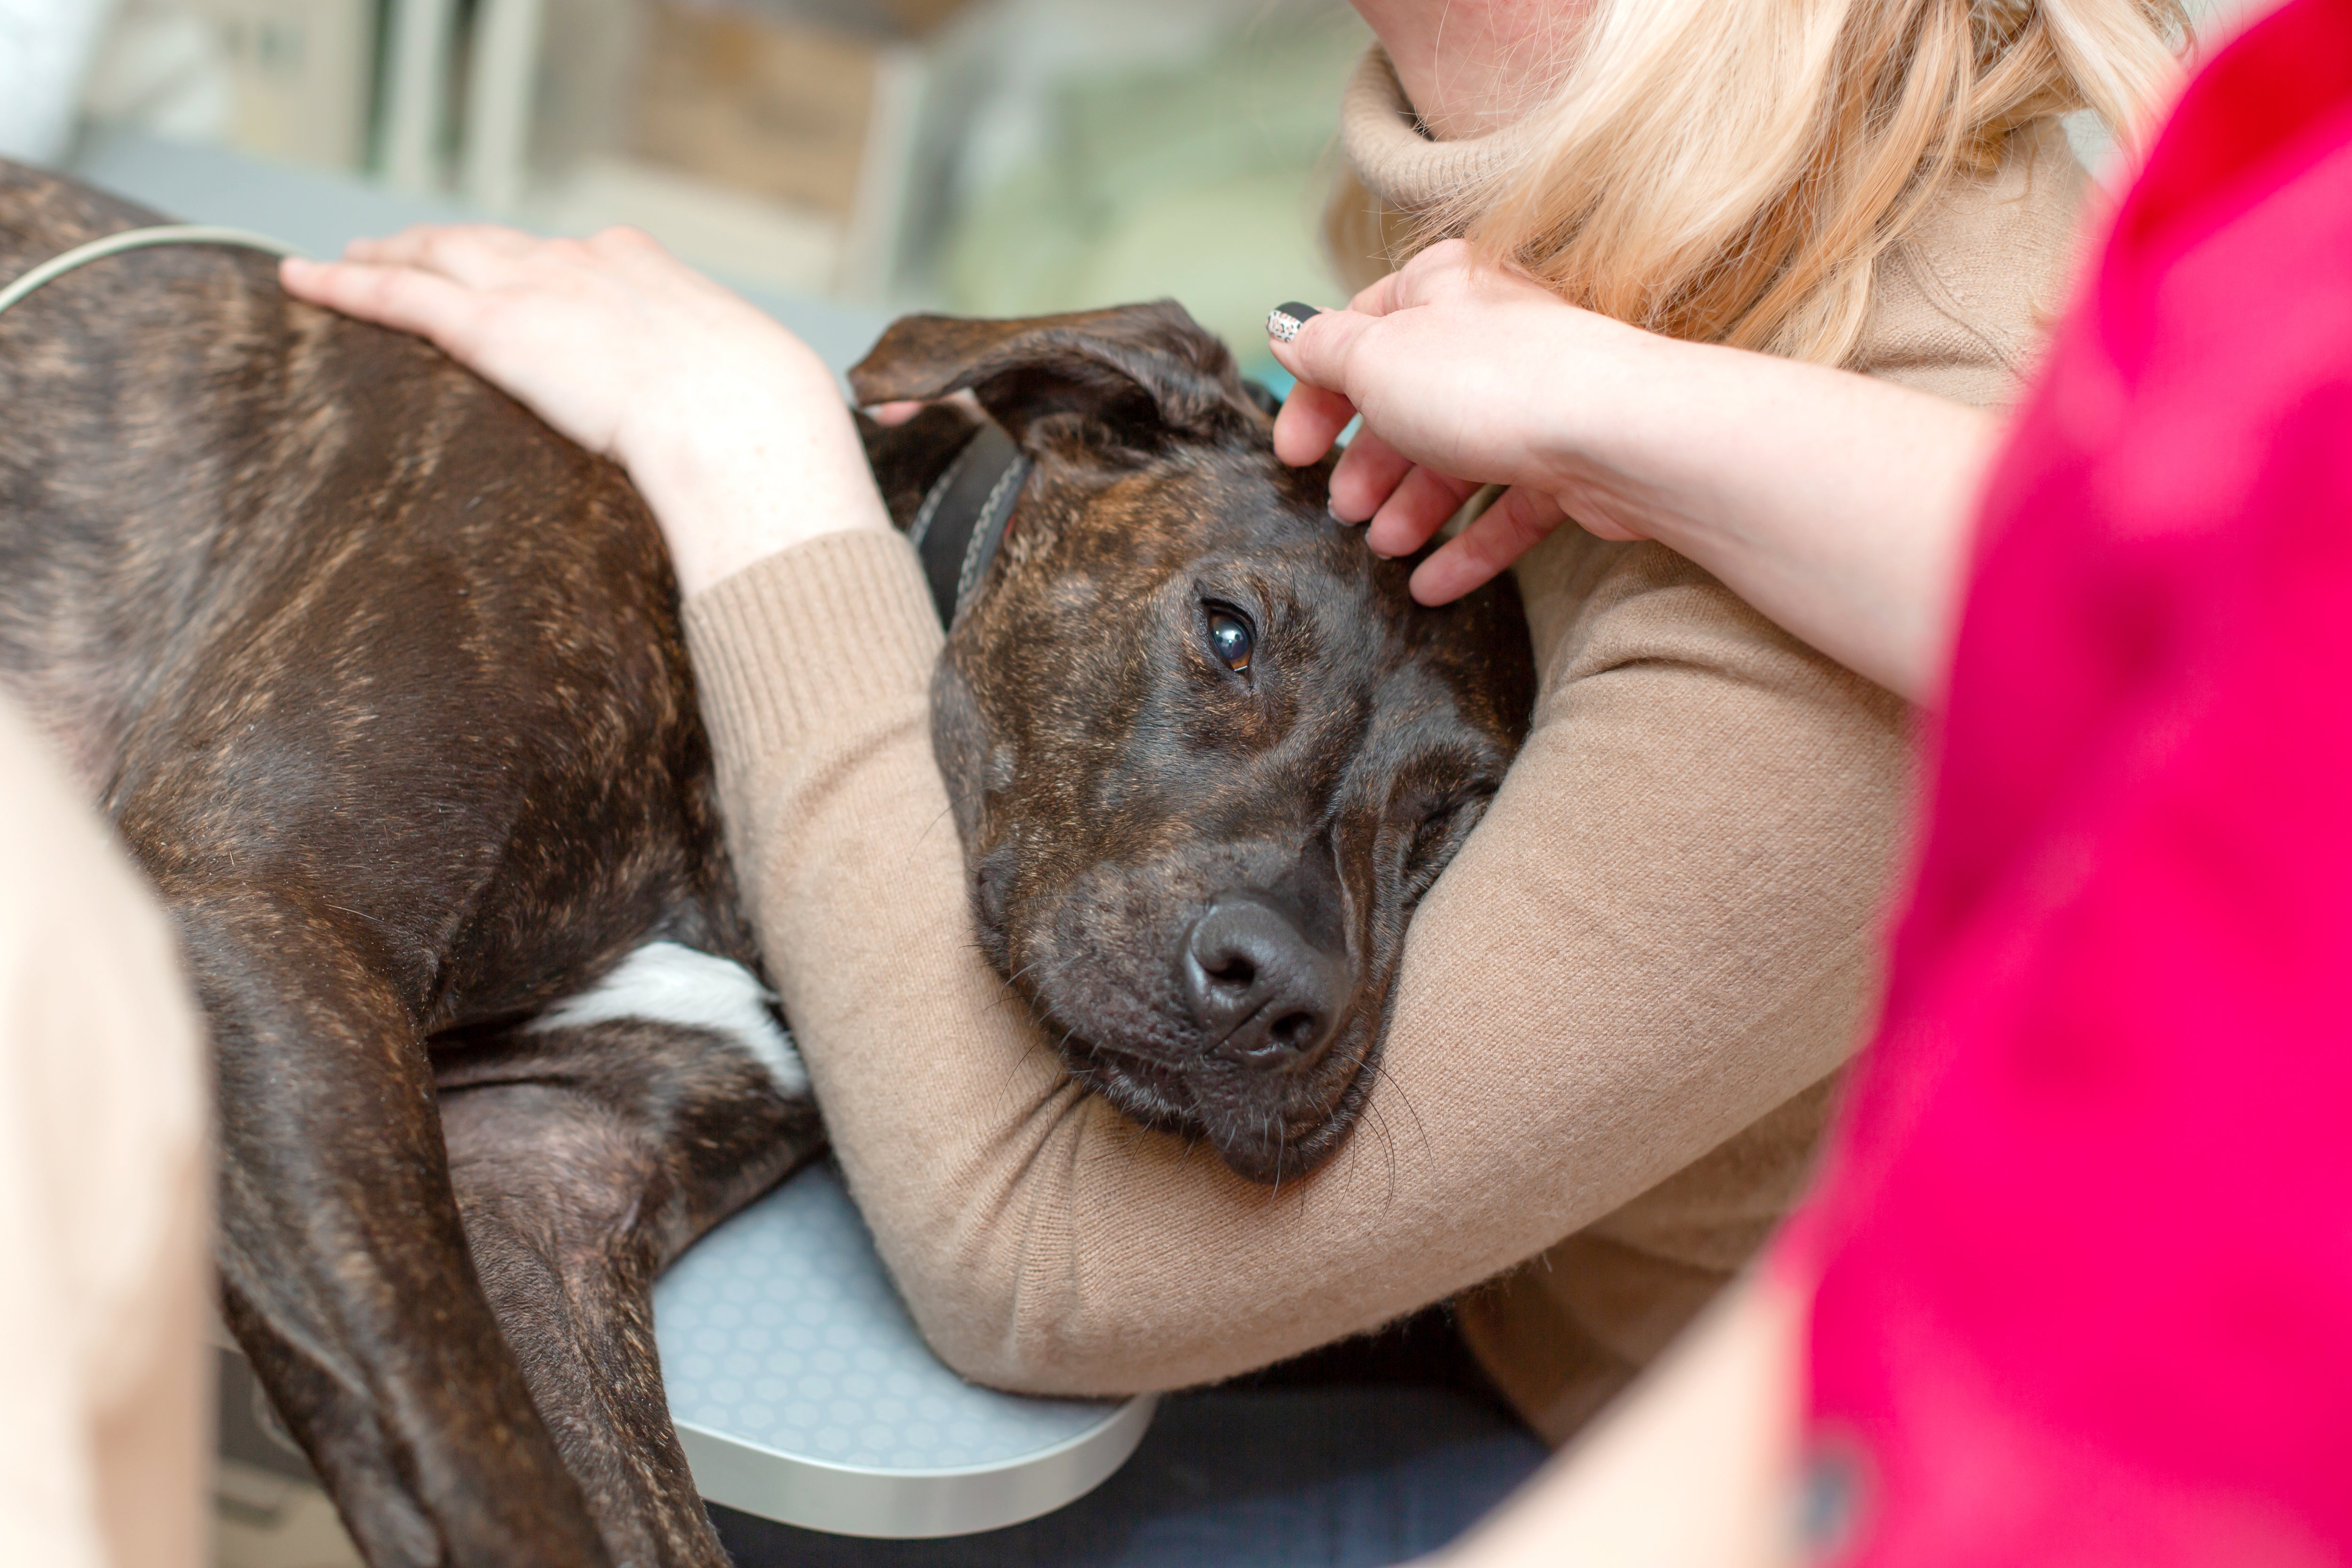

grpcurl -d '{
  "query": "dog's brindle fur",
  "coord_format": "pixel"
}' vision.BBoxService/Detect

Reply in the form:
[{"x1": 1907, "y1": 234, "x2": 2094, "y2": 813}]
[{"x1": 0, "y1": 166, "x2": 1533, "y2": 1566}]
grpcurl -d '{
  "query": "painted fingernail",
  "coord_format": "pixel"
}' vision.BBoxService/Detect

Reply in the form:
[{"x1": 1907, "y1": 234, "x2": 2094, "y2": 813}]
[{"x1": 1267, "y1": 301, "x2": 1322, "y2": 343}]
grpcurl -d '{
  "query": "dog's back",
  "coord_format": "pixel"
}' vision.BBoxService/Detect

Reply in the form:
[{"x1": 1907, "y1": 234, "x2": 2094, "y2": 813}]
[{"x1": 0, "y1": 164, "x2": 746, "y2": 1019}]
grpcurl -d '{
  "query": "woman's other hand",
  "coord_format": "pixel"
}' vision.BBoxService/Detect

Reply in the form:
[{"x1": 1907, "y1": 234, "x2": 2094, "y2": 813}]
[
  {"x1": 1268, "y1": 239, "x2": 1670, "y2": 605},
  {"x1": 281, "y1": 225, "x2": 889, "y2": 596},
  {"x1": 1270, "y1": 238, "x2": 1994, "y2": 704}
]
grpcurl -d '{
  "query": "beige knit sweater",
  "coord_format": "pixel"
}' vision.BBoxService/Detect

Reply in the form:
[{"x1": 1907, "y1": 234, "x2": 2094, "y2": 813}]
[{"x1": 681, "y1": 65, "x2": 2087, "y2": 1438}]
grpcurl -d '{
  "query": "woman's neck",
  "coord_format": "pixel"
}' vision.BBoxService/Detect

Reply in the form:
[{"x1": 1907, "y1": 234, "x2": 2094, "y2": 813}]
[{"x1": 1348, "y1": 0, "x2": 1592, "y2": 141}]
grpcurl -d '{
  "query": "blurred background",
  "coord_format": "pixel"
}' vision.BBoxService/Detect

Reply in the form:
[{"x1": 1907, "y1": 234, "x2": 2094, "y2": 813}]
[
  {"x1": 4, "y1": 0, "x2": 1371, "y2": 384},
  {"x1": 1, "y1": 0, "x2": 2271, "y2": 391}
]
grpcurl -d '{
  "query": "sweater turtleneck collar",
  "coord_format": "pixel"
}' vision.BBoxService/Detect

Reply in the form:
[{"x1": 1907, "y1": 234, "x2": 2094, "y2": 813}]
[{"x1": 1338, "y1": 43, "x2": 1545, "y2": 223}]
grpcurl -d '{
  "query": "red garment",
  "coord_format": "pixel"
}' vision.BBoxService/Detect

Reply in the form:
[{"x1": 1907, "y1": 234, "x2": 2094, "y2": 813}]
[{"x1": 1793, "y1": 2, "x2": 2352, "y2": 1561}]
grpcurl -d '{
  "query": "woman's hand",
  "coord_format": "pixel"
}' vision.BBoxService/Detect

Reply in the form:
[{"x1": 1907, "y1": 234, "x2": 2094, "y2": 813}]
[
  {"x1": 1268, "y1": 239, "x2": 1674, "y2": 605},
  {"x1": 281, "y1": 225, "x2": 890, "y2": 595},
  {"x1": 1269, "y1": 238, "x2": 1998, "y2": 704}
]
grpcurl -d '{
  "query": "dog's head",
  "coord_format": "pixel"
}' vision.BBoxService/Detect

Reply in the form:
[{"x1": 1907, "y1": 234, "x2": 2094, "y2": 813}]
[{"x1": 853, "y1": 303, "x2": 1534, "y2": 1184}]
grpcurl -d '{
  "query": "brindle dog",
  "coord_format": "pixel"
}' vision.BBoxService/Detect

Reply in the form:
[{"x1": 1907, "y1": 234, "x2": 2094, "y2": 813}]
[{"x1": 0, "y1": 163, "x2": 1533, "y2": 1567}]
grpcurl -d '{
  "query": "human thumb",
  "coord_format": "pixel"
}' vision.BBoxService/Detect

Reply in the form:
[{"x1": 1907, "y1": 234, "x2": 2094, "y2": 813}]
[
  {"x1": 1265, "y1": 303, "x2": 1376, "y2": 465},
  {"x1": 1265, "y1": 301, "x2": 1373, "y2": 397}
]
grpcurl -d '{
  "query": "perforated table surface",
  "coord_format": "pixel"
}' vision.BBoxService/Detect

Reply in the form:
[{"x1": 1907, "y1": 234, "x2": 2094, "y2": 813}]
[{"x1": 652, "y1": 1160, "x2": 1153, "y2": 1538}]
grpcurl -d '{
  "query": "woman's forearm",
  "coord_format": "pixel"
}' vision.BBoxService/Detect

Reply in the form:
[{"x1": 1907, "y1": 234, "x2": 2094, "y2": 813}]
[
  {"x1": 683, "y1": 524, "x2": 1903, "y2": 1396},
  {"x1": 1570, "y1": 334, "x2": 1998, "y2": 705}
]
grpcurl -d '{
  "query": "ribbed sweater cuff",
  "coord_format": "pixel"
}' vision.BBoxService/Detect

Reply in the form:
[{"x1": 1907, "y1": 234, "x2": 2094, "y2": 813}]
[{"x1": 682, "y1": 529, "x2": 943, "y2": 770}]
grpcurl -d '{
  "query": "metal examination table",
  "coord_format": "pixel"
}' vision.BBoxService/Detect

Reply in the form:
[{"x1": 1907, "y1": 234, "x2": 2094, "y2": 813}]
[
  {"x1": 654, "y1": 1161, "x2": 1152, "y2": 1537},
  {"x1": 86, "y1": 131, "x2": 1158, "y2": 1537}
]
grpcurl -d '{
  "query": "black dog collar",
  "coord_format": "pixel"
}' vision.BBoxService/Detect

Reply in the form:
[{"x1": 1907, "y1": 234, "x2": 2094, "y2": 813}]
[{"x1": 905, "y1": 421, "x2": 1032, "y2": 628}]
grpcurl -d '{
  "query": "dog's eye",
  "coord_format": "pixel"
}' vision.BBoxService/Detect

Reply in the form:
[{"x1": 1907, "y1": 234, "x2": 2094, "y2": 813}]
[{"x1": 1205, "y1": 610, "x2": 1254, "y2": 673}]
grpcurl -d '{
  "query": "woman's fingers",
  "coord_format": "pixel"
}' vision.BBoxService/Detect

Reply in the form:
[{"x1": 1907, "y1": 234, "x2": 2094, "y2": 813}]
[
  {"x1": 342, "y1": 223, "x2": 542, "y2": 288},
  {"x1": 1346, "y1": 267, "x2": 1410, "y2": 318},
  {"x1": 1346, "y1": 241, "x2": 1479, "y2": 317},
  {"x1": 1271, "y1": 380, "x2": 1356, "y2": 466},
  {"x1": 585, "y1": 222, "x2": 666, "y2": 259},
  {"x1": 1267, "y1": 303, "x2": 1370, "y2": 404},
  {"x1": 1362, "y1": 239, "x2": 1472, "y2": 311},
  {"x1": 280, "y1": 257, "x2": 484, "y2": 353},
  {"x1": 1328, "y1": 429, "x2": 1413, "y2": 522},
  {"x1": 1261, "y1": 244, "x2": 1644, "y2": 598},
  {"x1": 1410, "y1": 485, "x2": 1568, "y2": 605},
  {"x1": 1269, "y1": 298, "x2": 1498, "y2": 544},
  {"x1": 1367, "y1": 465, "x2": 1478, "y2": 558},
  {"x1": 336, "y1": 224, "x2": 679, "y2": 301},
  {"x1": 368, "y1": 222, "x2": 532, "y2": 262}
]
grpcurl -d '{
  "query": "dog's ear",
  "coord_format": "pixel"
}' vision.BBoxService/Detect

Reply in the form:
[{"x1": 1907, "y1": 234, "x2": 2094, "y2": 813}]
[
  {"x1": 848, "y1": 301, "x2": 1259, "y2": 450},
  {"x1": 1241, "y1": 377, "x2": 1285, "y2": 419},
  {"x1": 856, "y1": 401, "x2": 984, "y2": 531}
]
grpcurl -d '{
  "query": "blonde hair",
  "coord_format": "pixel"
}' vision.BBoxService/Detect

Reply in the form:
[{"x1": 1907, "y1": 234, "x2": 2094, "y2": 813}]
[{"x1": 1330, "y1": 0, "x2": 2188, "y2": 365}]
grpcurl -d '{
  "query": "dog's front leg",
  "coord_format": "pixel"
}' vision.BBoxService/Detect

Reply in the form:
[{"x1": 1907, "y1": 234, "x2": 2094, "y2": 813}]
[{"x1": 179, "y1": 885, "x2": 617, "y2": 1568}]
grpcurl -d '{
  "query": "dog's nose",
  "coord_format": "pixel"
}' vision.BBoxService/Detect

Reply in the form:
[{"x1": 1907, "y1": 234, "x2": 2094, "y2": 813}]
[{"x1": 1179, "y1": 896, "x2": 1347, "y2": 1067}]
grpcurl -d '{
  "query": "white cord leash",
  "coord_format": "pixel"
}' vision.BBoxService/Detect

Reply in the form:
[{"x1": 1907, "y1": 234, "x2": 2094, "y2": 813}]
[{"x1": 0, "y1": 224, "x2": 305, "y2": 320}]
